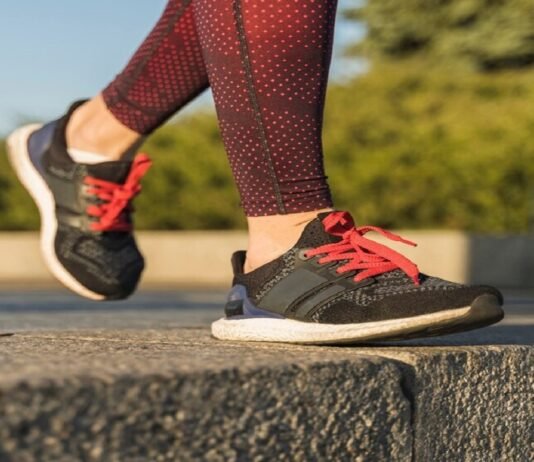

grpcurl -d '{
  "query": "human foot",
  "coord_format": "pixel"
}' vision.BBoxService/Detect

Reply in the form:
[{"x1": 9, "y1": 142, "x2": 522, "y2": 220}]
[{"x1": 213, "y1": 211, "x2": 504, "y2": 344}]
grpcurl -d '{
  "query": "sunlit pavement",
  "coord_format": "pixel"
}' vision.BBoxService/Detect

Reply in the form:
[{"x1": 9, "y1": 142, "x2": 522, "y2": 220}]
[
  {"x1": 0, "y1": 288, "x2": 226, "y2": 331},
  {"x1": 0, "y1": 288, "x2": 532, "y2": 345}
]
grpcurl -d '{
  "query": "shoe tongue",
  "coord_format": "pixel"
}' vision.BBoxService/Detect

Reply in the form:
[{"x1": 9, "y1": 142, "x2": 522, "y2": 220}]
[
  {"x1": 85, "y1": 161, "x2": 132, "y2": 184},
  {"x1": 295, "y1": 213, "x2": 341, "y2": 249}
]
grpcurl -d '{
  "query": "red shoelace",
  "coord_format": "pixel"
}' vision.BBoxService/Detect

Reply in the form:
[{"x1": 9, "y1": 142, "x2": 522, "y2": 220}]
[
  {"x1": 84, "y1": 154, "x2": 152, "y2": 232},
  {"x1": 306, "y1": 211, "x2": 420, "y2": 285}
]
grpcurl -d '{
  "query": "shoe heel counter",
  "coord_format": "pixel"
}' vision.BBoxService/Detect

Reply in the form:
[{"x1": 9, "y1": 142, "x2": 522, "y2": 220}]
[
  {"x1": 224, "y1": 284, "x2": 284, "y2": 320},
  {"x1": 224, "y1": 284, "x2": 247, "y2": 317},
  {"x1": 224, "y1": 299, "x2": 245, "y2": 317},
  {"x1": 28, "y1": 122, "x2": 56, "y2": 172}
]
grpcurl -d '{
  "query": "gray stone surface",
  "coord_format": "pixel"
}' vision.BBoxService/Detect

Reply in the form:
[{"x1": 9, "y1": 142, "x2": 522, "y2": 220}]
[
  {"x1": 363, "y1": 345, "x2": 533, "y2": 462},
  {"x1": 0, "y1": 330, "x2": 412, "y2": 462},
  {"x1": 0, "y1": 290, "x2": 531, "y2": 461},
  {"x1": 0, "y1": 329, "x2": 532, "y2": 462},
  {"x1": 406, "y1": 347, "x2": 533, "y2": 462}
]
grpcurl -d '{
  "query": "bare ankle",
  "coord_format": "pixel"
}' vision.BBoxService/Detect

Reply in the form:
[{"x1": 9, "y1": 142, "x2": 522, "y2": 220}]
[
  {"x1": 244, "y1": 208, "x2": 333, "y2": 273},
  {"x1": 66, "y1": 94, "x2": 142, "y2": 161}
]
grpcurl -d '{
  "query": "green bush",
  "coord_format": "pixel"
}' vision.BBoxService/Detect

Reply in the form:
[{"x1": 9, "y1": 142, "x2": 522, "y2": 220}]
[
  {"x1": 1, "y1": 62, "x2": 532, "y2": 232},
  {"x1": 324, "y1": 62, "x2": 534, "y2": 232},
  {"x1": 0, "y1": 142, "x2": 40, "y2": 231},
  {"x1": 136, "y1": 115, "x2": 245, "y2": 230}
]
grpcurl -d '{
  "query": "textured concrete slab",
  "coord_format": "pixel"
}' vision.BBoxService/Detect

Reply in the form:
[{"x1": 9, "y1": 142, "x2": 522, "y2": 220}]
[
  {"x1": 0, "y1": 330, "x2": 412, "y2": 462},
  {"x1": 407, "y1": 347, "x2": 532, "y2": 462},
  {"x1": 0, "y1": 290, "x2": 532, "y2": 460},
  {"x1": 0, "y1": 329, "x2": 531, "y2": 462},
  {"x1": 360, "y1": 344, "x2": 533, "y2": 461}
]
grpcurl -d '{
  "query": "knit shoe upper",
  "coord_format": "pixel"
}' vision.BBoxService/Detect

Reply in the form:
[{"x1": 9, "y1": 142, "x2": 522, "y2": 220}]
[
  {"x1": 230, "y1": 211, "x2": 503, "y2": 325},
  {"x1": 24, "y1": 103, "x2": 151, "y2": 299}
]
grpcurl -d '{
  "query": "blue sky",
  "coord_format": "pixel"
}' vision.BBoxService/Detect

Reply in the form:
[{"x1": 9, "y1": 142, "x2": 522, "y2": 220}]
[{"x1": 0, "y1": 0, "x2": 363, "y2": 136}]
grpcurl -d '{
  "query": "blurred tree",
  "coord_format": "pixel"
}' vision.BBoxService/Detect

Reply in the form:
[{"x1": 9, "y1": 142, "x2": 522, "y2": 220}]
[
  {"x1": 136, "y1": 114, "x2": 245, "y2": 230},
  {"x1": 347, "y1": 0, "x2": 534, "y2": 71},
  {"x1": 324, "y1": 61, "x2": 534, "y2": 232}
]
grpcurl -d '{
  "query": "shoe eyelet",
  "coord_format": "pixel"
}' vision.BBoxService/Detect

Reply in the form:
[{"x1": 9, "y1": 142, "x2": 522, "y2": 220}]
[{"x1": 297, "y1": 249, "x2": 313, "y2": 261}]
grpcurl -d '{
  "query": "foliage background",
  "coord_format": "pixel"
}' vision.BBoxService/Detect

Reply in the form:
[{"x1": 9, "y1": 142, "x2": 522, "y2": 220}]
[{"x1": 0, "y1": 0, "x2": 533, "y2": 232}]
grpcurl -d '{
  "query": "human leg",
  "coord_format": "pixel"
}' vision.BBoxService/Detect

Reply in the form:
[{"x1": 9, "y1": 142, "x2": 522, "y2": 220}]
[
  {"x1": 68, "y1": 0, "x2": 209, "y2": 160},
  {"x1": 193, "y1": 0, "x2": 337, "y2": 270}
]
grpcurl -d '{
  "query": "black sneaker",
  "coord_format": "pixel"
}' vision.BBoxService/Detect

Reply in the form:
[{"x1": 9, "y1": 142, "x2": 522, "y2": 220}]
[
  {"x1": 6, "y1": 103, "x2": 151, "y2": 300},
  {"x1": 212, "y1": 211, "x2": 504, "y2": 344}
]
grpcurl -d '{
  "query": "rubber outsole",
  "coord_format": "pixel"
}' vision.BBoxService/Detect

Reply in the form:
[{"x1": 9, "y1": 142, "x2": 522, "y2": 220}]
[
  {"x1": 6, "y1": 125, "x2": 105, "y2": 301},
  {"x1": 211, "y1": 294, "x2": 504, "y2": 344}
]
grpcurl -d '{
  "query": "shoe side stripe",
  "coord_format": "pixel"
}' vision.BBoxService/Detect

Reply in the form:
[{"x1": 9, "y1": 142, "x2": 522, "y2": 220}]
[
  {"x1": 257, "y1": 269, "x2": 328, "y2": 315},
  {"x1": 45, "y1": 173, "x2": 82, "y2": 213},
  {"x1": 292, "y1": 284, "x2": 347, "y2": 320}
]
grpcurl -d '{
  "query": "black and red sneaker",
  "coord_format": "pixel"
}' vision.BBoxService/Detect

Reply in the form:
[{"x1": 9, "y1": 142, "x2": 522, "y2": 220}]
[
  {"x1": 6, "y1": 103, "x2": 150, "y2": 300},
  {"x1": 212, "y1": 211, "x2": 504, "y2": 344}
]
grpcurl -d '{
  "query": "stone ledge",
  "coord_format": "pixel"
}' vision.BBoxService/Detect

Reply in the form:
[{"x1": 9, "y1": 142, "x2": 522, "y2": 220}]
[
  {"x1": 0, "y1": 231, "x2": 532, "y2": 287},
  {"x1": 0, "y1": 329, "x2": 531, "y2": 462}
]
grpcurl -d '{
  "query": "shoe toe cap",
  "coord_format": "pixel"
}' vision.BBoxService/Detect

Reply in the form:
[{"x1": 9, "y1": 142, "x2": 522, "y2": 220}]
[
  {"x1": 98, "y1": 263, "x2": 145, "y2": 300},
  {"x1": 313, "y1": 284, "x2": 503, "y2": 324},
  {"x1": 59, "y1": 251, "x2": 145, "y2": 300}
]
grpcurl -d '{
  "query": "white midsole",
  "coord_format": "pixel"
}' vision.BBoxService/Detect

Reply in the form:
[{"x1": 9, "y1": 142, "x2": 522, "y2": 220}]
[
  {"x1": 6, "y1": 125, "x2": 105, "y2": 300},
  {"x1": 211, "y1": 305, "x2": 472, "y2": 344}
]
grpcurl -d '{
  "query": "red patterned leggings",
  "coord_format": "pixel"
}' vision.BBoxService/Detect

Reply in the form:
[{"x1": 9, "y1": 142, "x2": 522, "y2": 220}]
[{"x1": 103, "y1": 0, "x2": 337, "y2": 216}]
